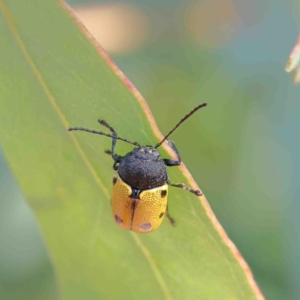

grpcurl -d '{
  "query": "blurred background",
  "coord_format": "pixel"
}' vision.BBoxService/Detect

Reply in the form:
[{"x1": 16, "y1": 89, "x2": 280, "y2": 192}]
[{"x1": 0, "y1": 0, "x2": 299, "y2": 299}]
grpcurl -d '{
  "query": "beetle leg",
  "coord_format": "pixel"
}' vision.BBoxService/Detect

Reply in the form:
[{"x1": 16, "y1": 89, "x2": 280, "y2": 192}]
[
  {"x1": 98, "y1": 119, "x2": 119, "y2": 162},
  {"x1": 113, "y1": 162, "x2": 119, "y2": 171},
  {"x1": 167, "y1": 180, "x2": 202, "y2": 196},
  {"x1": 163, "y1": 140, "x2": 182, "y2": 166},
  {"x1": 164, "y1": 159, "x2": 180, "y2": 166},
  {"x1": 105, "y1": 150, "x2": 121, "y2": 171},
  {"x1": 167, "y1": 139, "x2": 181, "y2": 162},
  {"x1": 105, "y1": 150, "x2": 121, "y2": 160},
  {"x1": 166, "y1": 206, "x2": 176, "y2": 226}
]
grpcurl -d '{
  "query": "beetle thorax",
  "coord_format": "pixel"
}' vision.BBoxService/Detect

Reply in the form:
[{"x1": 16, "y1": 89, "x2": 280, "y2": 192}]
[{"x1": 118, "y1": 146, "x2": 168, "y2": 190}]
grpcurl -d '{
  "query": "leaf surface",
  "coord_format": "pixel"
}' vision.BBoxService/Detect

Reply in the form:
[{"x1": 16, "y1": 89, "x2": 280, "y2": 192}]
[{"x1": 0, "y1": 1, "x2": 264, "y2": 299}]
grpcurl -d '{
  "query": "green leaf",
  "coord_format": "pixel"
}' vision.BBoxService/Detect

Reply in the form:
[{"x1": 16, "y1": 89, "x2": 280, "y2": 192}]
[{"x1": 0, "y1": 1, "x2": 264, "y2": 299}]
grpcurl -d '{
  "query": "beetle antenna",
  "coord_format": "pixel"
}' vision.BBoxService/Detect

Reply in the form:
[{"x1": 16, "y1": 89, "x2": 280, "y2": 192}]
[
  {"x1": 155, "y1": 103, "x2": 207, "y2": 148},
  {"x1": 68, "y1": 127, "x2": 140, "y2": 147}
]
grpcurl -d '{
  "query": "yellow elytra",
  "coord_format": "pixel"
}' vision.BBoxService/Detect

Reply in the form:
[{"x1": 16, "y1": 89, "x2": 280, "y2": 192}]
[{"x1": 111, "y1": 173, "x2": 168, "y2": 233}]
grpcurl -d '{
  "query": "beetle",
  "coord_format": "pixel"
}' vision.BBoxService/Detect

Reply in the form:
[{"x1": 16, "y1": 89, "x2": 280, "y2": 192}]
[{"x1": 68, "y1": 103, "x2": 207, "y2": 233}]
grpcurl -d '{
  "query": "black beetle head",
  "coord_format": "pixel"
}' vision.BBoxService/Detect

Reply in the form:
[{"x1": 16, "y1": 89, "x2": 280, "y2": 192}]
[
  {"x1": 118, "y1": 146, "x2": 167, "y2": 191},
  {"x1": 132, "y1": 146, "x2": 160, "y2": 159}
]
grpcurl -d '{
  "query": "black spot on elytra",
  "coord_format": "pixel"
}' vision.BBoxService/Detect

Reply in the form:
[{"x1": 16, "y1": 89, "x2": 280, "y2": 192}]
[
  {"x1": 113, "y1": 176, "x2": 117, "y2": 185},
  {"x1": 161, "y1": 190, "x2": 167, "y2": 198},
  {"x1": 140, "y1": 223, "x2": 152, "y2": 231},
  {"x1": 115, "y1": 215, "x2": 123, "y2": 224},
  {"x1": 159, "y1": 212, "x2": 164, "y2": 218}
]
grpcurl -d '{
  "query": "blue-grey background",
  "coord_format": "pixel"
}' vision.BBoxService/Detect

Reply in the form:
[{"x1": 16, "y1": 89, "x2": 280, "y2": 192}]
[{"x1": 0, "y1": 0, "x2": 299, "y2": 299}]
